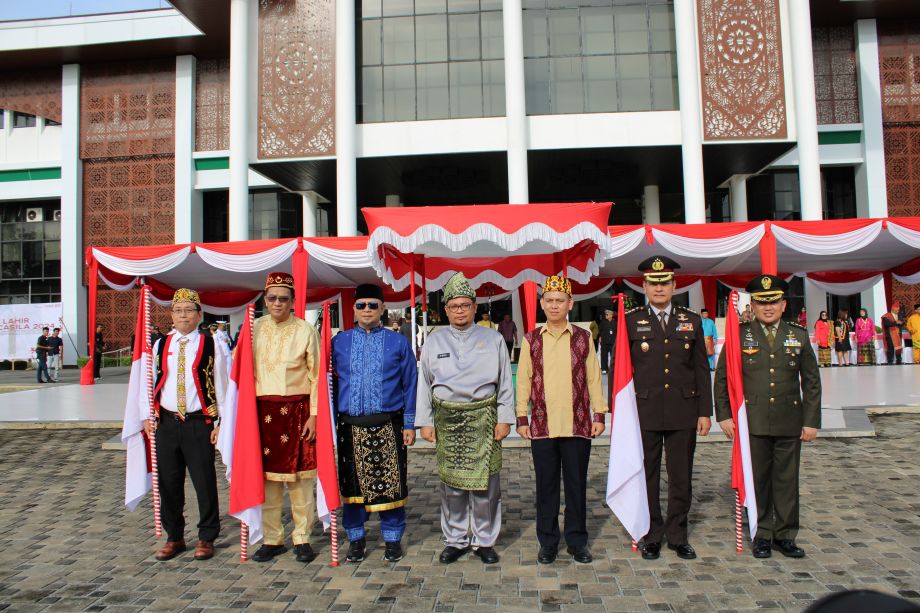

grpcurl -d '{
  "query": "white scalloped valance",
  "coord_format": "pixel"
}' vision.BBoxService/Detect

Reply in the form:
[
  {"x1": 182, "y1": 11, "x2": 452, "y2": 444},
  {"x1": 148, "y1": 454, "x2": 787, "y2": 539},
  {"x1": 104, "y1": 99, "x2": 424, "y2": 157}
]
[
  {"x1": 93, "y1": 246, "x2": 191, "y2": 276},
  {"x1": 772, "y1": 221, "x2": 882, "y2": 255},
  {"x1": 197, "y1": 241, "x2": 298, "y2": 273},
  {"x1": 652, "y1": 225, "x2": 764, "y2": 258}
]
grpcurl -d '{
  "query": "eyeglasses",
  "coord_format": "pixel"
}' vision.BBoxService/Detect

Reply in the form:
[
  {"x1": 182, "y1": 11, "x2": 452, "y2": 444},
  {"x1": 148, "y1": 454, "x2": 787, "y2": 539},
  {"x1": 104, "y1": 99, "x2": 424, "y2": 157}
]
[
  {"x1": 445, "y1": 302, "x2": 474, "y2": 313},
  {"x1": 265, "y1": 295, "x2": 291, "y2": 304},
  {"x1": 355, "y1": 301, "x2": 380, "y2": 310},
  {"x1": 172, "y1": 309, "x2": 198, "y2": 315}
]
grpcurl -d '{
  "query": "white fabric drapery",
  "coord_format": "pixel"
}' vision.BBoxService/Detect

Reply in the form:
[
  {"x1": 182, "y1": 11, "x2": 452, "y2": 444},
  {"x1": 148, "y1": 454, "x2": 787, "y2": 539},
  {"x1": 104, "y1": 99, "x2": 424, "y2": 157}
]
[
  {"x1": 772, "y1": 221, "x2": 883, "y2": 255},
  {"x1": 197, "y1": 241, "x2": 298, "y2": 273},
  {"x1": 651, "y1": 225, "x2": 764, "y2": 258},
  {"x1": 93, "y1": 246, "x2": 191, "y2": 276}
]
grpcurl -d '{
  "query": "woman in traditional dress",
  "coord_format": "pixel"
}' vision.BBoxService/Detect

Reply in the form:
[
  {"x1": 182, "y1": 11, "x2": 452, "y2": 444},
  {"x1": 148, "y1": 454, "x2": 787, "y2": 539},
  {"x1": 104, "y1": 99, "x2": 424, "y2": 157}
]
[
  {"x1": 834, "y1": 311, "x2": 852, "y2": 366},
  {"x1": 815, "y1": 311, "x2": 833, "y2": 367},
  {"x1": 854, "y1": 308, "x2": 876, "y2": 366}
]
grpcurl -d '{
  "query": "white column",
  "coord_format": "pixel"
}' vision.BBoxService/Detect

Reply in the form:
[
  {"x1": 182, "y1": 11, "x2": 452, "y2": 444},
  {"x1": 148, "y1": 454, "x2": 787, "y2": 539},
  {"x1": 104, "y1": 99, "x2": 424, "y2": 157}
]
[
  {"x1": 729, "y1": 175, "x2": 748, "y2": 222},
  {"x1": 643, "y1": 185, "x2": 660, "y2": 224},
  {"x1": 688, "y1": 281, "x2": 705, "y2": 312},
  {"x1": 302, "y1": 191, "x2": 319, "y2": 237},
  {"x1": 175, "y1": 55, "x2": 196, "y2": 243},
  {"x1": 673, "y1": 0, "x2": 706, "y2": 224},
  {"x1": 503, "y1": 0, "x2": 529, "y2": 204},
  {"x1": 854, "y1": 19, "x2": 888, "y2": 218},
  {"x1": 229, "y1": 0, "x2": 250, "y2": 241},
  {"x1": 788, "y1": 0, "x2": 823, "y2": 221},
  {"x1": 804, "y1": 278, "x2": 827, "y2": 332},
  {"x1": 335, "y1": 0, "x2": 358, "y2": 236},
  {"x1": 60, "y1": 64, "x2": 85, "y2": 365}
]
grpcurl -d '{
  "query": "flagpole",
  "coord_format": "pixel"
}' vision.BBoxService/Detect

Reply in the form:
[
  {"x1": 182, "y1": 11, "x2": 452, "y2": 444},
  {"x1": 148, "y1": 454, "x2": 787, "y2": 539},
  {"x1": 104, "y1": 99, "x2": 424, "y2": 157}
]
[
  {"x1": 240, "y1": 302, "x2": 255, "y2": 562},
  {"x1": 735, "y1": 491, "x2": 743, "y2": 553},
  {"x1": 143, "y1": 285, "x2": 162, "y2": 537}
]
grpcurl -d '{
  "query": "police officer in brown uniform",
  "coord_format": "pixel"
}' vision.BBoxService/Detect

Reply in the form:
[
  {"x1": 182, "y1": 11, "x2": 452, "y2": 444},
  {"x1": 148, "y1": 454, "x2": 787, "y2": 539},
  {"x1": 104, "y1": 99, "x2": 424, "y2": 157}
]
[
  {"x1": 714, "y1": 275, "x2": 821, "y2": 559},
  {"x1": 621, "y1": 256, "x2": 712, "y2": 560}
]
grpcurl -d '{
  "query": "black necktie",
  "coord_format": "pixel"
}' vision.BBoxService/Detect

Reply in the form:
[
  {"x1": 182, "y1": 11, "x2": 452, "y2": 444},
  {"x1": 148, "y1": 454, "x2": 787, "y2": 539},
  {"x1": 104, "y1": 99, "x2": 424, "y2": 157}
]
[{"x1": 659, "y1": 311, "x2": 668, "y2": 332}]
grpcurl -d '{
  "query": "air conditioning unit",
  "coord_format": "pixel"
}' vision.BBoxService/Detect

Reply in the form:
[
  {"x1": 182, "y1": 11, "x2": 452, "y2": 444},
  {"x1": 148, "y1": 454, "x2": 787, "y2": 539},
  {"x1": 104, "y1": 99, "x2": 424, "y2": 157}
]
[
  {"x1": 52, "y1": 210, "x2": 61, "y2": 221},
  {"x1": 25, "y1": 208, "x2": 43, "y2": 222}
]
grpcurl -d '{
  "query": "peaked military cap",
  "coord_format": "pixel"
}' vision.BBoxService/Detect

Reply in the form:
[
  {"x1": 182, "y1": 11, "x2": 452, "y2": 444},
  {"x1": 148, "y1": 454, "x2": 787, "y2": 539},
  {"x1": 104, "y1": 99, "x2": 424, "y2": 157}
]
[
  {"x1": 638, "y1": 255, "x2": 680, "y2": 283},
  {"x1": 746, "y1": 274, "x2": 788, "y2": 303}
]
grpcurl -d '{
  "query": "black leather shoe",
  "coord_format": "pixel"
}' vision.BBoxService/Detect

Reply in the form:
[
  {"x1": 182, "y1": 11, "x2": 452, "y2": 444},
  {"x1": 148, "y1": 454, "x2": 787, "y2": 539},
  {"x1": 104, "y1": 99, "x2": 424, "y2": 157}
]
[
  {"x1": 641, "y1": 542, "x2": 660, "y2": 560},
  {"x1": 537, "y1": 545, "x2": 558, "y2": 564},
  {"x1": 473, "y1": 546, "x2": 499, "y2": 564},
  {"x1": 772, "y1": 539, "x2": 805, "y2": 558},
  {"x1": 251, "y1": 544, "x2": 287, "y2": 562},
  {"x1": 439, "y1": 546, "x2": 469, "y2": 564},
  {"x1": 752, "y1": 538, "x2": 772, "y2": 559},
  {"x1": 346, "y1": 538, "x2": 366, "y2": 563},
  {"x1": 566, "y1": 545, "x2": 593, "y2": 564},
  {"x1": 294, "y1": 543, "x2": 316, "y2": 563},
  {"x1": 384, "y1": 541, "x2": 404, "y2": 562},
  {"x1": 667, "y1": 543, "x2": 697, "y2": 560}
]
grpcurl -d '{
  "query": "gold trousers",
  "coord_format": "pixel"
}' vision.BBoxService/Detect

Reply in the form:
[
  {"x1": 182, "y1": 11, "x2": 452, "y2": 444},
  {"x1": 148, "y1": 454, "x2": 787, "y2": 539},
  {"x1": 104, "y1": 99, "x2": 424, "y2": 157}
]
[{"x1": 262, "y1": 478, "x2": 316, "y2": 546}]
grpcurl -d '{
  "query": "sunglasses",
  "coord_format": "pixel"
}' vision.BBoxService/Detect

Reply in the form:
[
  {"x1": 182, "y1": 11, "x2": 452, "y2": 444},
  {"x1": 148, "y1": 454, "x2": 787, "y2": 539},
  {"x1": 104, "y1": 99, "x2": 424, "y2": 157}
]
[
  {"x1": 265, "y1": 295, "x2": 291, "y2": 303},
  {"x1": 355, "y1": 301, "x2": 380, "y2": 310}
]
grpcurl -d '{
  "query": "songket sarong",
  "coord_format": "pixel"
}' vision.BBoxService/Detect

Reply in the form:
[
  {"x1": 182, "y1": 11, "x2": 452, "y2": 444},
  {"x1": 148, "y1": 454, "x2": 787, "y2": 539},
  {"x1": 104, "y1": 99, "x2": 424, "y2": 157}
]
[
  {"x1": 257, "y1": 395, "x2": 317, "y2": 481},
  {"x1": 857, "y1": 342, "x2": 876, "y2": 365},
  {"x1": 337, "y1": 410, "x2": 408, "y2": 512},
  {"x1": 432, "y1": 394, "x2": 501, "y2": 491},
  {"x1": 817, "y1": 347, "x2": 832, "y2": 366}
]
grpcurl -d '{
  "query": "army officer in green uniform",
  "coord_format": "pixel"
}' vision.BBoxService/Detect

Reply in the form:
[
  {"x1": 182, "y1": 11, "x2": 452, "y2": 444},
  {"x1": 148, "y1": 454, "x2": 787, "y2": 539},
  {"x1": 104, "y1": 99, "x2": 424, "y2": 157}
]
[{"x1": 714, "y1": 275, "x2": 821, "y2": 559}]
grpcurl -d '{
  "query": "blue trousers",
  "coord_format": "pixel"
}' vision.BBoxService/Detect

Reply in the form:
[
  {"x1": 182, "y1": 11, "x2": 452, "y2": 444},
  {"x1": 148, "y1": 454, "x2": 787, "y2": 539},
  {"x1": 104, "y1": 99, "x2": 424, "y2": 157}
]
[{"x1": 342, "y1": 502, "x2": 406, "y2": 543}]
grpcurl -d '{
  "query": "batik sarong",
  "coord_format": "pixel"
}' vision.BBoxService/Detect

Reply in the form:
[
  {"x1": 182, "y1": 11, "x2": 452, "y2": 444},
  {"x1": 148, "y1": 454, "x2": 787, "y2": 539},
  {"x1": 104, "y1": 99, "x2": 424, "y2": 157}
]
[
  {"x1": 432, "y1": 394, "x2": 501, "y2": 491},
  {"x1": 857, "y1": 342, "x2": 876, "y2": 365},
  {"x1": 817, "y1": 347, "x2": 832, "y2": 367},
  {"x1": 337, "y1": 410, "x2": 408, "y2": 512}
]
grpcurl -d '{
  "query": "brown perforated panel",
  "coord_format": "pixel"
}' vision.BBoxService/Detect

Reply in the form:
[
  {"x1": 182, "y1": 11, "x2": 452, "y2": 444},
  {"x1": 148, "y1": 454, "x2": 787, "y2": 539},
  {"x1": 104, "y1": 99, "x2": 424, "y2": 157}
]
[
  {"x1": 257, "y1": 0, "x2": 335, "y2": 159},
  {"x1": 196, "y1": 58, "x2": 230, "y2": 152},
  {"x1": 813, "y1": 26, "x2": 859, "y2": 125},
  {"x1": 0, "y1": 68, "x2": 62, "y2": 123},
  {"x1": 697, "y1": 0, "x2": 787, "y2": 140}
]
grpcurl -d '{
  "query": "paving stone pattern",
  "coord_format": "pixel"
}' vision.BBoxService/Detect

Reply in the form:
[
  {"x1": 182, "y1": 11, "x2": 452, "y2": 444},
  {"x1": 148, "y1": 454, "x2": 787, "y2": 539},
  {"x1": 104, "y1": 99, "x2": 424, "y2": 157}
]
[{"x1": 1, "y1": 416, "x2": 919, "y2": 612}]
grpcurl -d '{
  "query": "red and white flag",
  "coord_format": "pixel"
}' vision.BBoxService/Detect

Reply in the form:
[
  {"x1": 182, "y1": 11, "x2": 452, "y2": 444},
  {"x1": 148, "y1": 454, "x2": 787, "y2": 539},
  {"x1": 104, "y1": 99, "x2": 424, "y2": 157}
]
[
  {"x1": 314, "y1": 303, "x2": 340, "y2": 527},
  {"x1": 217, "y1": 306, "x2": 264, "y2": 545},
  {"x1": 122, "y1": 288, "x2": 152, "y2": 511},
  {"x1": 605, "y1": 294, "x2": 650, "y2": 541},
  {"x1": 725, "y1": 291, "x2": 758, "y2": 539}
]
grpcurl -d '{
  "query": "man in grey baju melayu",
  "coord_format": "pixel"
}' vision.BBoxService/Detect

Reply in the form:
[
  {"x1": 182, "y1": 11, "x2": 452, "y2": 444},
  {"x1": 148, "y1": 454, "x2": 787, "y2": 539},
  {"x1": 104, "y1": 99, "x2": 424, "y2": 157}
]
[{"x1": 417, "y1": 272, "x2": 515, "y2": 565}]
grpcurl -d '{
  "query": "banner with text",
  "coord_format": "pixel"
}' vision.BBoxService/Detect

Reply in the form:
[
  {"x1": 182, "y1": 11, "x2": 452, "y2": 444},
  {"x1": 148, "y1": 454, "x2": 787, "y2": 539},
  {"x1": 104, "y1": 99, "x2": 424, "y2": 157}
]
[{"x1": 0, "y1": 302, "x2": 64, "y2": 360}]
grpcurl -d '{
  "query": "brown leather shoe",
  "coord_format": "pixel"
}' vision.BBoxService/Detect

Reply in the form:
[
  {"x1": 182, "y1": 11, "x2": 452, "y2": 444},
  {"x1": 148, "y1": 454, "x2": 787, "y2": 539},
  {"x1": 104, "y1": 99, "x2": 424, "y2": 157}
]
[
  {"x1": 155, "y1": 540, "x2": 186, "y2": 561},
  {"x1": 194, "y1": 540, "x2": 215, "y2": 560}
]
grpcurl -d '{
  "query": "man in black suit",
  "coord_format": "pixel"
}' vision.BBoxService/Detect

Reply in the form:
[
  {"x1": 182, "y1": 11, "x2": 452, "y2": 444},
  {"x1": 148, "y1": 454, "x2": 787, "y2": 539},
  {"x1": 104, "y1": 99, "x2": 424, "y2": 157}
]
[
  {"x1": 620, "y1": 256, "x2": 712, "y2": 561},
  {"x1": 598, "y1": 308, "x2": 616, "y2": 373}
]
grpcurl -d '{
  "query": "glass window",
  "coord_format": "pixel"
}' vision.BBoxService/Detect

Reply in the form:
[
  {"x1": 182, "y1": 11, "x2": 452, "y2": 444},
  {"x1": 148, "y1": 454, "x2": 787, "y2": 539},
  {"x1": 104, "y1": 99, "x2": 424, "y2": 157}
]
[
  {"x1": 1, "y1": 244, "x2": 21, "y2": 279},
  {"x1": 44, "y1": 241, "x2": 60, "y2": 278},
  {"x1": 361, "y1": 67, "x2": 384, "y2": 122},
  {"x1": 12, "y1": 112, "x2": 36, "y2": 128},
  {"x1": 613, "y1": 4, "x2": 649, "y2": 54},
  {"x1": 383, "y1": 17, "x2": 415, "y2": 64},
  {"x1": 648, "y1": 3, "x2": 675, "y2": 52},
  {"x1": 483, "y1": 59, "x2": 506, "y2": 116},
  {"x1": 584, "y1": 55, "x2": 617, "y2": 112},
  {"x1": 550, "y1": 57, "x2": 585, "y2": 113},
  {"x1": 448, "y1": 0, "x2": 479, "y2": 13},
  {"x1": 21, "y1": 219, "x2": 43, "y2": 240},
  {"x1": 582, "y1": 7, "x2": 614, "y2": 55},
  {"x1": 650, "y1": 52, "x2": 677, "y2": 109},
  {"x1": 250, "y1": 192, "x2": 278, "y2": 240},
  {"x1": 22, "y1": 241, "x2": 42, "y2": 278},
  {"x1": 44, "y1": 220, "x2": 61, "y2": 240},
  {"x1": 548, "y1": 9, "x2": 580, "y2": 56},
  {"x1": 523, "y1": 10, "x2": 548, "y2": 57},
  {"x1": 617, "y1": 54, "x2": 651, "y2": 111},
  {"x1": 416, "y1": 14, "x2": 448, "y2": 63},
  {"x1": 450, "y1": 62, "x2": 483, "y2": 118},
  {"x1": 383, "y1": 65, "x2": 417, "y2": 121},
  {"x1": 382, "y1": 0, "x2": 413, "y2": 17},
  {"x1": 361, "y1": 0, "x2": 381, "y2": 18},
  {"x1": 449, "y1": 13, "x2": 480, "y2": 61},
  {"x1": 525, "y1": 58, "x2": 551, "y2": 115},
  {"x1": 417, "y1": 63, "x2": 450, "y2": 119},
  {"x1": 481, "y1": 11, "x2": 504, "y2": 60},
  {"x1": 416, "y1": 0, "x2": 446, "y2": 13},
  {"x1": 1, "y1": 223, "x2": 21, "y2": 241},
  {"x1": 362, "y1": 19, "x2": 382, "y2": 65}
]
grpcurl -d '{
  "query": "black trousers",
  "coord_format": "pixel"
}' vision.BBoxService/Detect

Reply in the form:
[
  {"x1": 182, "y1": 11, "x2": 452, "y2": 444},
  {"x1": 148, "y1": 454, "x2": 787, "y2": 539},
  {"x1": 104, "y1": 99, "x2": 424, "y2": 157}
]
[
  {"x1": 749, "y1": 435, "x2": 801, "y2": 541},
  {"x1": 505, "y1": 340, "x2": 514, "y2": 360},
  {"x1": 641, "y1": 428, "x2": 696, "y2": 544},
  {"x1": 155, "y1": 412, "x2": 220, "y2": 543},
  {"x1": 885, "y1": 343, "x2": 902, "y2": 364},
  {"x1": 531, "y1": 437, "x2": 592, "y2": 549},
  {"x1": 93, "y1": 350, "x2": 102, "y2": 378},
  {"x1": 600, "y1": 344, "x2": 614, "y2": 372}
]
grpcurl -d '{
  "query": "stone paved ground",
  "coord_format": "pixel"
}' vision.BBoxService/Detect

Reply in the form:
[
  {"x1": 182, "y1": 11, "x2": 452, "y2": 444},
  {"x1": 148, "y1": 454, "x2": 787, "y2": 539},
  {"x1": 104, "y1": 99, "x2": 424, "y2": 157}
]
[{"x1": 1, "y1": 416, "x2": 919, "y2": 612}]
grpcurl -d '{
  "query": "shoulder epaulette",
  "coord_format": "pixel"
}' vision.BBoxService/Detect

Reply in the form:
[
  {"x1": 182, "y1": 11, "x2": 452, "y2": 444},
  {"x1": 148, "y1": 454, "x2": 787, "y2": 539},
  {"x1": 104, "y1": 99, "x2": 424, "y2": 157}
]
[
  {"x1": 626, "y1": 306, "x2": 644, "y2": 314},
  {"x1": 787, "y1": 321, "x2": 806, "y2": 330},
  {"x1": 676, "y1": 305, "x2": 698, "y2": 315}
]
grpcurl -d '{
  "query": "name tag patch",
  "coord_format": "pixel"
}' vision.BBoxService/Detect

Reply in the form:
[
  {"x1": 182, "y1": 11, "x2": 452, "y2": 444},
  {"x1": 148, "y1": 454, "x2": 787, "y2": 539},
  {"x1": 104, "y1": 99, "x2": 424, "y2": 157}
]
[
  {"x1": 636, "y1": 326, "x2": 652, "y2": 332},
  {"x1": 437, "y1": 352, "x2": 450, "y2": 359}
]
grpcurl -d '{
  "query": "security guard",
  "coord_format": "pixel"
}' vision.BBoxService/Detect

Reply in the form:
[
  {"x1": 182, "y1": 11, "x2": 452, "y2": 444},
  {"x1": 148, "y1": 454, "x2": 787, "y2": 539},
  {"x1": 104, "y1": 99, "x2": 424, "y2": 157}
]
[
  {"x1": 620, "y1": 256, "x2": 712, "y2": 561},
  {"x1": 714, "y1": 275, "x2": 821, "y2": 559}
]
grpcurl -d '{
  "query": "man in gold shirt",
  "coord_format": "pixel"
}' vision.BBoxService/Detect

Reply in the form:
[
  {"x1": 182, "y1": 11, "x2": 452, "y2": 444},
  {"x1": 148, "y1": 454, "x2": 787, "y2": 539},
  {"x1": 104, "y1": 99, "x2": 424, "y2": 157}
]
[
  {"x1": 250, "y1": 272, "x2": 320, "y2": 564},
  {"x1": 516, "y1": 275, "x2": 608, "y2": 564}
]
